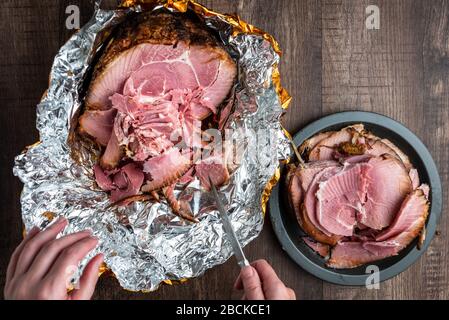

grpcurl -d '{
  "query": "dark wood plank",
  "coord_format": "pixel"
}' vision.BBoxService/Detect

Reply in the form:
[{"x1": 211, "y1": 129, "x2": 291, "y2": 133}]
[
  {"x1": 1, "y1": 0, "x2": 448, "y2": 300},
  {"x1": 421, "y1": 0, "x2": 449, "y2": 300}
]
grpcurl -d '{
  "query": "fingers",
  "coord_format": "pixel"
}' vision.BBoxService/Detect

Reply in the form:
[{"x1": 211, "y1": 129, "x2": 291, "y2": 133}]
[
  {"x1": 70, "y1": 254, "x2": 103, "y2": 300},
  {"x1": 234, "y1": 260, "x2": 279, "y2": 292},
  {"x1": 27, "y1": 231, "x2": 92, "y2": 279},
  {"x1": 238, "y1": 266, "x2": 265, "y2": 300},
  {"x1": 14, "y1": 218, "x2": 68, "y2": 276},
  {"x1": 6, "y1": 227, "x2": 40, "y2": 283},
  {"x1": 288, "y1": 288, "x2": 296, "y2": 300},
  {"x1": 251, "y1": 260, "x2": 282, "y2": 286},
  {"x1": 234, "y1": 273, "x2": 243, "y2": 291},
  {"x1": 252, "y1": 260, "x2": 292, "y2": 300},
  {"x1": 46, "y1": 236, "x2": 98, "y2": 285}
]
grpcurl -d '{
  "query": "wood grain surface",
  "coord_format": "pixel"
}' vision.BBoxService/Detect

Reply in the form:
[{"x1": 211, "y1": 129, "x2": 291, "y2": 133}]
[{"x1": 1, "y1": 0, "x2": 448, "y2": 300}]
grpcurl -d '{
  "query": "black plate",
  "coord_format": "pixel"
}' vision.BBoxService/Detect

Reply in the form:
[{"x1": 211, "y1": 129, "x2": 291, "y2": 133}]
[{"x1": 269, "y1": 111, "x2": 443, "y2": 286}]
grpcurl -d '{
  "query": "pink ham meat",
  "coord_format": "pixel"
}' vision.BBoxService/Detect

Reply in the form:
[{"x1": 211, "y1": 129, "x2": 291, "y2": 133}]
[
  {"x1": 195, "y1": 156, "x2": 230, "y2": 191},
  {"x1": 316, "y1": 163, "x2": 370, "y2": 236},
  {"x1": 111, "y1": 94, "x2": 181, "y2": 161},
  {"x1": 94, "y1": 163, "x2": 144, "y2": 203},
  {"x1": 328, "y1": 189, "x2": 429, "y2": 268},
  {"x1": 304, "y1": 166, "x2": 343, "y2": 236},
  {"x1": 290, "y1": 125, "x2": 431, "y2": 268},
  {"x1": 85, "y1": 13, "x2": 236, "y2": 113},
  {"x1": 100, "y1": 131, "x2": 123, "y2": 170},
  {"x1": 142, "y1": 148, "x2": 193, "y2": 192},
  {"x1": 303, "y1": 237, "x2": 330, "y2": 258},
  {"x1": 81, "y1": 12, "x2": 237, "y2": 214},
  {"x1": 375, "y1": 189, "x2": 429, "y2": 241},
  {"x1": 409, "y1": 168, "x2": 420, "y2": 190},
  {"x1": 287, "y1": 162, "x2": 342, "y2": 246},
  {"x1": 79, "y1": 109, "x2": 117, "y2": 146},
  {"x1": 327, "y1": 242, "x2": 386, "y2": 269},
  {"x1": 360, "y1": 155, "x2": 413, "y2": 230}
]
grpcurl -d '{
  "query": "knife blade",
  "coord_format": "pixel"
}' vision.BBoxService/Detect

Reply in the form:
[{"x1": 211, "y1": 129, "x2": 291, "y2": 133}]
[{"x1": 208, "y1": 177, "x2": 250, "y2": 268}]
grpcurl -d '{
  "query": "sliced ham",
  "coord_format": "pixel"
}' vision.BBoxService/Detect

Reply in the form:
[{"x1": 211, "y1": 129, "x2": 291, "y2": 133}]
[
  {"x1": 142, "y1": 148, "x2": 193, "y2": 192},
  {"x1": 195, "y1": 156, "x2": 230, "y2": 191},
  {"x1": 85, "y1": 13, "x2": 236, "y2": 112},
  {"x1": 409, "y1": 168, "x2": 420, "y2": 190},
  {"x1": 328, "y1": 189, "x2": 429, "y2": 269},
  {"x1": 360, "y1": 155, "x2": 413, "y2": 230},
  {"x1": 292, "y1": 124, "x2": 431, "y2": 269},
  {"x1": 79, "y1": 109, "x2": 117, "y2": 146},
  {"x1": 316, "y1": 163, "x2": 370, "y2": 236},
  {"x1": 100, "y1": 131, "x2": 123, "y2": 170},
  {"x1": 309, "y1": 125, "x2": 364, "y2": 161},
  {"x1": 304, "y1": 166, "x2": 343, "y2": 236},
  {"x1": 287, "y1": 164, "x2": 342, "y2": 245},
  {"x1": 303, "y1": 237, "x2": 330, "y2": 258},
  {"x1": 94, "y1": 163, "x2": 144, "y2": 203},
  {"x1": 327, "y1": 242, "x2": 390, "y2": 269},
  {"x1": 363, "y1": 133, "x2": 412, "y2": 170},
  {"x1": 299, "y1": 132, "x2": 333, "y2": 155},
  {"x1": 375, "y1": 189, "x2": 429, "y2": 242}
]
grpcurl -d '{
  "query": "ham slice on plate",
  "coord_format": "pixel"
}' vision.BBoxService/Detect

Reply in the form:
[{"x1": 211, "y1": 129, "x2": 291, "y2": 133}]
[
  {"x1": 303, "y1": 237, "x2": 330, "y2": 258},
  {"x1": 287, "y1": 163, "x2": 342, "y2": 245},
  {"x1": 328, "y1": 189, "x2": 429, "y2": 268},
  {"x1": 289, "y1": 124, "x2": 431, "y2": 268},
  {"x1": 308, "y1": 125, "x2": 364, "y2": 161},
  {"x1": 374, "y1": 188, "x2": 430, "y2": 242},
  {"x1": 316, "y1": 163, "x2": 370, "y2": 236},
  {"x1": 304, "y1": 166, "x2": 343, "y2": 236},
  {"x1": 361, "y1": 155, "x2": 413, "y2": 230}
]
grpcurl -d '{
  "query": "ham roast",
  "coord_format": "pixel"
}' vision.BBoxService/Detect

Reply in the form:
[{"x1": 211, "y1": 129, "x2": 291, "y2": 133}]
[
  {"x1": 287, "y1": 124, "x2": 431, "y2": 268},
  {"x1": 78, "y1": 12, "x2": 237, "y2": 221}
]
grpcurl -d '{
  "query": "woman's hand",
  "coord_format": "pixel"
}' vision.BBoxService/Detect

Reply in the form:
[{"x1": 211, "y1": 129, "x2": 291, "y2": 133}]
[
  {"x1": 4, "y1": 217, "x2": 103, "y2": 300},
  {"x1": 234, "y1": 260, "x2": 296, "y2": 300}
]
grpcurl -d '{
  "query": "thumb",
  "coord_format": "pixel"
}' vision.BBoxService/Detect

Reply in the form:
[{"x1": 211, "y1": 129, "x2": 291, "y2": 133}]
[
  {"x1": 240, "y1": 266, "x2": 265, "y2": 300},
  {"x1": 70, "y1": 254, "x2": 103, "y2": 300}
]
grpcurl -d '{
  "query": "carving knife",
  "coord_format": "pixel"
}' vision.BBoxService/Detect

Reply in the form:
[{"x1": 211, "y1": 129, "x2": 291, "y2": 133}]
[{"x1": 208, "y1": 177, "x2": 250, "y2": 268}]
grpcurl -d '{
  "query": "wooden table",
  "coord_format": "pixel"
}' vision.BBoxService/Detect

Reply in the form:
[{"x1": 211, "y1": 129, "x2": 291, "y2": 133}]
[{"x1": 1, "y1": 0, "x2": 448, "y2": 300}]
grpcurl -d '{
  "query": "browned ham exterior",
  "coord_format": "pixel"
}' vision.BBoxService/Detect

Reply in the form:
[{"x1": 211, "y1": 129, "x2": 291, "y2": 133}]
[
  {"x1": 308, "y1": 125, "x2": 364, "y2": 161},
  {"x1": 288, "y1": 124, "x2": 431, "y2": 268},
  {"x1": 79, "y1": 12, "x2": 236, "y2": 220}
]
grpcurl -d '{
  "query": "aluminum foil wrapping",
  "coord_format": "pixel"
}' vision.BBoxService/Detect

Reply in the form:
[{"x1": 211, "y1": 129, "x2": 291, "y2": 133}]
[{"x1": 13, "y1": 0, "x2": 291, "y2": 292}]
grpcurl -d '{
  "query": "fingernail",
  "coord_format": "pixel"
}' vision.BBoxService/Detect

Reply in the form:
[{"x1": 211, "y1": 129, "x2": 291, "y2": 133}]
[{"x1": 28, "y1": 226, "x2": 40, "y2": 235}]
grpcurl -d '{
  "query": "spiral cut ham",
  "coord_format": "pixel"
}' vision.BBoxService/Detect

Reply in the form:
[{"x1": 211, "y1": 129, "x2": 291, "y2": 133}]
[
  {"x1": 79, "y1": 12, "x2": 237, "y2": 221},
  {"x1": 287, "y1": 124, "x2": 430, "y2": 267}
]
